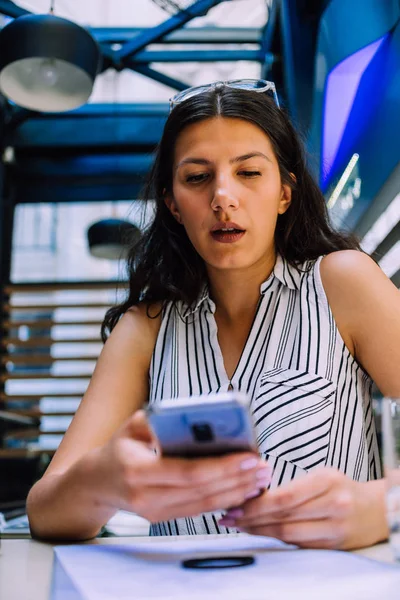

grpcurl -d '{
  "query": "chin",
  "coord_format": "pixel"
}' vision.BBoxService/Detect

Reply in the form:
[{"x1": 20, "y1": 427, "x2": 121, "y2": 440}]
[{"x1": 206, "y1": 257, "x2": 253, "y2": 271}]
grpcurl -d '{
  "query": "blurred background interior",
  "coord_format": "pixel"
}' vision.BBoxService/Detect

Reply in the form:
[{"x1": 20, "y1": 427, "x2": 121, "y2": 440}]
[{"x1": 0, "y1": 0, "x2": 399, "y2": 533}]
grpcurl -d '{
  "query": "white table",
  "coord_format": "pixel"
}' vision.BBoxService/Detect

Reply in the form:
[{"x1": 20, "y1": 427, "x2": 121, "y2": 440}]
[{"x1": 0, "y1": 534, "x2": 396, "y2": 600}]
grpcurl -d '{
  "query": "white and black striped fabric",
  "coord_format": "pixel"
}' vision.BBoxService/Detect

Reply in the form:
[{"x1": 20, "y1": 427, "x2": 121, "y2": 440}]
[{"x1": 148, "y1": 253, "x2": 381, "y2": 536}]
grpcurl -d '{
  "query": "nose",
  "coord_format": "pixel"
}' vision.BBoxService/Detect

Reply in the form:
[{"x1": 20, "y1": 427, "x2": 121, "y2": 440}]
[{"x1": 210, "y1": 174, "x2": 239, "y2": 212}]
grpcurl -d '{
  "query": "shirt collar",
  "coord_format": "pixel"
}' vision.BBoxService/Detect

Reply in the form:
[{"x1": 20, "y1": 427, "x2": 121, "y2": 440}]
[
  {"x1": 182, "y1": 253, "x2": 302, "y2": 318},
  {"x1": 260, "y1": 252, "x2": 302, "y2": 293}
]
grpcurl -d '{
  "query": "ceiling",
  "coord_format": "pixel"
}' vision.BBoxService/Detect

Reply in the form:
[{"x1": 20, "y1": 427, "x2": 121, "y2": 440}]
[{"x1": 4, "y1": 0, "x2": 269, "y2": 103}]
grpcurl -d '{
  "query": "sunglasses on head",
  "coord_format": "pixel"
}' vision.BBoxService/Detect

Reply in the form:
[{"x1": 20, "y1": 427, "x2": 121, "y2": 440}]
[{"x1": 169, "y1": 79, "x2": 279, "y2": 112}]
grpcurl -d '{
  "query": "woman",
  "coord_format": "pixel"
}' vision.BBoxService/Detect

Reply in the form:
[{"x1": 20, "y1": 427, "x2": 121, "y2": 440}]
[{"x1": 27, "y1": 80, "x2": 399, "y2": 549}]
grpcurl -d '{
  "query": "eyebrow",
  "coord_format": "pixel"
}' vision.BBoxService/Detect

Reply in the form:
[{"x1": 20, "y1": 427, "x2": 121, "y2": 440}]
[{"x1": 175, "y1": 152, "x2": 272, "y2": 170}]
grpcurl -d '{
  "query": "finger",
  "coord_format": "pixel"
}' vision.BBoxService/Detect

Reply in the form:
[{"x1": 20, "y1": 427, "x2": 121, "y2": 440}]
[
  {"x1": 128, "y1": 458, "x2": 270, "y2": 505},
  {"x1": 129, "y1": 467, "x2": 270, "y2": 522},
  {"x1": 126, "y1": 410, "x2": 156, "y2": 446},
  {"x1": 172, "y1": 466, "x2": 269, "y2": 508},
  {"x1": 151, "y1": 477, "x2": 267, "y2": 522},
  {"x1": 129, "y1": 452, "x2": 268, "y2": 488},
  {"x1": 230, "y1": 487, "x2": 348, "y2": 527},
  {"x1": 239, "y1": 519, "x2": 339, "y2": 547},
  {"x1": 238, "y1": 467, "x2": 342, "y2": 518}
]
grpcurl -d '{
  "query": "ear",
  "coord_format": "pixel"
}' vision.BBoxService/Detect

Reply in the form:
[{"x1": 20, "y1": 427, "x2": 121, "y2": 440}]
[
  {"x1": 164, "y1": 194, "x2": 182, "y2": 224},
  {"x1": 278, "y1": 183, "x2": 292, "y2": 215}
]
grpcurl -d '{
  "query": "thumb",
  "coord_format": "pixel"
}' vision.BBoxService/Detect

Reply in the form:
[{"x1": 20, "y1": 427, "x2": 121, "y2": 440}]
[{"x1": 126, "y1": 409, "x2": 157, "y2": 447}]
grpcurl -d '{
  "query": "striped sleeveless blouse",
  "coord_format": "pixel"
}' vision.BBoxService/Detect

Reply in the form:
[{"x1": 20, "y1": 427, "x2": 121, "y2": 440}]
[{"x1": 148, "y1": 253, "x2": 381, "y2": 536}]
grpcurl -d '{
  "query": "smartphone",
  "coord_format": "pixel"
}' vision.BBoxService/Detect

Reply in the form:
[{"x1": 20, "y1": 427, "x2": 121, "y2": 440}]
[{"x1": 146, "y1": 392, "x2": 257, "y2": 458}]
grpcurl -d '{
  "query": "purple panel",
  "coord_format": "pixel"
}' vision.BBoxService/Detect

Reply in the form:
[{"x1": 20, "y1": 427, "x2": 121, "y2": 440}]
[{"x1": 322, "y1": 35, "x2": 387, "y2": 185}]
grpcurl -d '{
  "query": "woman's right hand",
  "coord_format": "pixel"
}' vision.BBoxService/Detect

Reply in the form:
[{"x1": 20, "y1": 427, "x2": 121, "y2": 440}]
[{"x1": 95, "y1": 410, "x2": 271, "y2": 523}]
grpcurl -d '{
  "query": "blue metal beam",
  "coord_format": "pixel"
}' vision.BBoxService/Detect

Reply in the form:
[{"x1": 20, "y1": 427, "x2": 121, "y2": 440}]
[
  {"x1": 127, "y1": 49, "x2": 263, "y2": 63},
  {"x1": 11, "y1": 154, "x2": 154, "y2": 178},
  {"x1": 279, "y1": 0, "x2": 327, "y2": 131},
  {"x1": 132, "y1": 65, "x2": 189, "y2": 91},
  {"x1": 260, "y1": 0, "x2": 280, "y2": 79},
  {"x1": 11, "y1": 179, "x2": 146, "y2": 203},
  {"x1": 5, "y1": 104, "x2": 169, "y2": 149},
  {"x1": 115, "y1": 0, "x2": 226, "y2": 64},
  {"x1": 280, "y1": 0, "x2": 297, "y2": 121},
  {"x1": 0, "y1": 0, "x2": 29, "y2": 18},
  {"x1": 9, "y1": 151, "x2": 152, "y2": 203},
  {"x1": 91, "y1": 26, "x2": 262, "y2": 45}
]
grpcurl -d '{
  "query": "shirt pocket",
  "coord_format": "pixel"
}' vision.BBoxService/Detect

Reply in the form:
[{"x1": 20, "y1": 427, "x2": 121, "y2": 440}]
[{"x1": 252, "y1": 367, "x2": 336, "y2": 471}]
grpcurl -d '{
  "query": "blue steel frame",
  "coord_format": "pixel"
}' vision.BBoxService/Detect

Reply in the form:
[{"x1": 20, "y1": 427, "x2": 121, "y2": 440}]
[
  {"x1": 0, "y1": 0, "x2": 326, "y2": 211},
  {"x1": 0, "y1": 0, "x2": 273, "y2": 92},
  {"x1": 113, "y1": 0, "x2": 227, "y2": 63}
]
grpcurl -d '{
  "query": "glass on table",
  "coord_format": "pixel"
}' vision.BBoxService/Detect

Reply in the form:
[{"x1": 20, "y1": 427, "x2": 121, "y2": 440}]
[{"x1": 382, "y1": 398, "x2": 400, "y2": 560}]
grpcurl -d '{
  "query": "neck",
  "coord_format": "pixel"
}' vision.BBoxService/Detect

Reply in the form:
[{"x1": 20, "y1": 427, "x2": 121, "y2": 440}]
[{"x1": 207, "y1": 251, "x2": 277, "y2": 324}]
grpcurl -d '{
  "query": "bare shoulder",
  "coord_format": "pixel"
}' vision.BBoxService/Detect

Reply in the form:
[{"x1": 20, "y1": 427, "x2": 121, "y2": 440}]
[
  {"x1": 123, "y1": 300, "x2": 163, "y2": 328},
  {"x1": 320, "y1": 249, "x2": 382, "y2": 283},
  {"x1": 106, "y1": 301, "x2": 163, "y2": 357},
  {"x1": 319, "y1": 250, "x2": 383, "y2": 359},
  {"x1": 91, "y1": 300, "x2": 164, "y2": 409},
  {"x1": 319, "y1": 251, "x2": 400, "y2": 395},
  {"x1": 319, "y1": 248, "x2": 397, "y2": 310}
]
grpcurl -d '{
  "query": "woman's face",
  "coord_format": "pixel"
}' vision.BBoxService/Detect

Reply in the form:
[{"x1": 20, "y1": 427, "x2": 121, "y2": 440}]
[{"x1": 165, "y1": 116, "x2": 292, "y2": 277}]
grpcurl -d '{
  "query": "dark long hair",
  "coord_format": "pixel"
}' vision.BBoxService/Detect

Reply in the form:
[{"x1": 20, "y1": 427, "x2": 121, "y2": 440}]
[{"x1": 101, "y1": 87, "x2": 360, "y2": 340}]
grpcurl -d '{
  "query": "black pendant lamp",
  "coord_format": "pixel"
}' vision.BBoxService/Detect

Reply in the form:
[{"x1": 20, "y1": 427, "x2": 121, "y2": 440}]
[
  {"x1": 87, "y1": 219, "x2": 141, "y2": 261},
  {"x1": 0, "y1": 5, "x2": 101, "y2": 112}
]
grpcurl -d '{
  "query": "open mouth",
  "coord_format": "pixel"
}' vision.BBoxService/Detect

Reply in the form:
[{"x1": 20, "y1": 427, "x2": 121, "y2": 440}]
[{"x1": 210, "y1": 227, "x2": 246, "y2": 243}]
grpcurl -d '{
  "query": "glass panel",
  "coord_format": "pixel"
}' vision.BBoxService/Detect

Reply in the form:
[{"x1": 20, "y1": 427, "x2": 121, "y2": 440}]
[
  {"x1": 379, "y1": 241, "x2": 400, "y2": 279},
  {"x1": 361, "y1": 193, "x2": 400, "y2": 254},
  {"x1": 327, "y1": 153, "x2": 361, "y2": 230},
  {"x1": 11, "y1": 200, "x2": 154, "y2": 282},
  {"x1": 15, "y1": 0, "x2": 267, "y2": 28}
]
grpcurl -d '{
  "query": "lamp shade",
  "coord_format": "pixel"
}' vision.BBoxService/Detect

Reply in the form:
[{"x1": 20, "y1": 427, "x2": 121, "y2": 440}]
[
  {"x1": 87, "y1": 219, "x2": 141, "y2": 260},
  {"x1": 0, "y1": 14, "x2": 101, "y2": 112}
]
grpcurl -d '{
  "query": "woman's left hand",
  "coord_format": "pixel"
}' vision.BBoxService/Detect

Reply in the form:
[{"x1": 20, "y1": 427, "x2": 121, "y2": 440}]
[{"x1": 218, "y1": 467, "x2": 388, "y2": 550}]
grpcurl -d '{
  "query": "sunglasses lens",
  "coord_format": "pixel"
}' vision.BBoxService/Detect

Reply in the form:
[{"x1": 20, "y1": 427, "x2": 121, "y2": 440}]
[
  {"x1": 228, "y1": 80, "x2": 279, "y2": 107},
  {"x1": 172, "y1": 85, "x2": 210, "y2": 105},
  {"x1": 230, "y1": 80, "x2": 268, "y2": 90},
  {"x1": 170, "y1": 80, "x2": 279, "y2": 110}
]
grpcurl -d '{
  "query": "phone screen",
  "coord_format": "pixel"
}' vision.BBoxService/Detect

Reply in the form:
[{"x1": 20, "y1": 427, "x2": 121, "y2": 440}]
[{"x1": 147, "y1": 392, "x2": 256, "y2": 457}]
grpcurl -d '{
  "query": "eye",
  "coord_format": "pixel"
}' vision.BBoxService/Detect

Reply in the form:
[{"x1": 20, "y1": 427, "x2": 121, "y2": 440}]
[
  {"x1": 186, "y1": 173, "x2": 209, "y2": 183},
  {"x1": 238, "y1": 170, "x2": 261, "y2": 178}
]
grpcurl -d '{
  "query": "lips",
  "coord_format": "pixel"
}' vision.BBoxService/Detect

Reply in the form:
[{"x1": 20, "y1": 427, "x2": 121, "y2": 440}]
[
  {"x1": 210, "y1": 221, "x2": 245, "y2": 233},
  {"x1": 210, "y1": 221, "x2": 246, "y2": 244}
]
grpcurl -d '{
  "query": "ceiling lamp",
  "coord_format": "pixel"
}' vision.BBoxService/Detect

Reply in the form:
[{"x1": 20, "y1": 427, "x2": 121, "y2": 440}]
[
  {"x1": 87, "y1": 219, "x2": 141, "y2": 261},
  {"x1": 0, "y1": 9, "x2": 101, "y2": 112}
]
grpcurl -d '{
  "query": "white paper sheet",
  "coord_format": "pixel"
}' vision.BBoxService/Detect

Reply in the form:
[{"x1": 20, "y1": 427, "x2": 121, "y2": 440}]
[{"x1": 51, "y1": 534, "x2": 400, "y2": 600}]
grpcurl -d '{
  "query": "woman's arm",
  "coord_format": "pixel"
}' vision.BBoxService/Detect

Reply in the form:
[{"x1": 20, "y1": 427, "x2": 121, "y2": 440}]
[
  {"x1": 26, "y1": 444, "x2": 122, "y2": 541},
  {"x1": 27, "y1": 304, "x2": 161, "y2": 540},
  {"x1": 319, "y1": 249, "x2": 400, "y2": 397}
]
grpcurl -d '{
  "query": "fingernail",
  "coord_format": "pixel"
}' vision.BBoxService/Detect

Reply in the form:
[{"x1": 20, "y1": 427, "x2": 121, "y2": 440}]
[
  {"x1": 225, "y1": 508, "x2": 244, "y2": 518},
  {"x1": 256, "y1": 479, "x2": 270, "y2": 490},
  {"x1": 218, "y1": 518, "x2": 236, "y2": 527},
  {"x1": 256, "y1": 467, "x2": 271, "y2": 479},
  {"x1": 245, "y1": 489, "x2": 261, "y2": 500},
  {"x1": 240, "y1": 457, "x2": 259, "y2": 471}
]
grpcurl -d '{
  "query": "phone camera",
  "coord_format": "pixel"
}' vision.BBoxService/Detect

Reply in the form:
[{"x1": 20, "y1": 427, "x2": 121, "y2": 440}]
[{"x1": 191, "y1": 423, "x2": 214, "y2": 443}]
